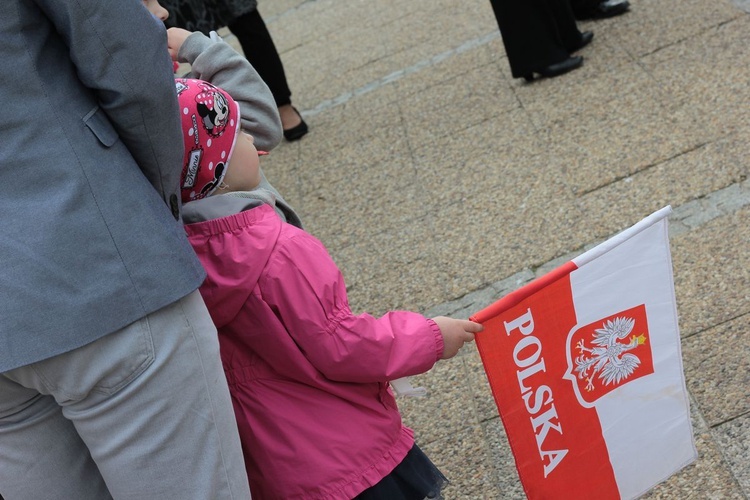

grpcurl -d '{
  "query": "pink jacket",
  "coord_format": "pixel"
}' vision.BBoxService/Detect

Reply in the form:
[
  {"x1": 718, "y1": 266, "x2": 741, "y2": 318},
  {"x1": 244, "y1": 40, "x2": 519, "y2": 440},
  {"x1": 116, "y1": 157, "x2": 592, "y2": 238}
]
[{"x1": 185, "y1": 204, "x2": 445, "y2": 499}]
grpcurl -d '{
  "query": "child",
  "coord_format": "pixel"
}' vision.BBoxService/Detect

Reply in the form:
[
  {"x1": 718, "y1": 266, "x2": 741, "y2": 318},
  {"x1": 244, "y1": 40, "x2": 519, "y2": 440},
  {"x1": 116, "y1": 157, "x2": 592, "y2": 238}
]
[{"x1": 176, "y1": 78, "x2": 483, "y2": 499}]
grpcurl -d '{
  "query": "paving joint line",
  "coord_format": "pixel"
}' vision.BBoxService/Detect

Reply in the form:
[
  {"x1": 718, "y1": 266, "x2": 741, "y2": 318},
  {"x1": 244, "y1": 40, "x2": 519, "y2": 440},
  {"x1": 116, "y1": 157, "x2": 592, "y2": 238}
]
[
  {"x1": 424, "y1": 178, "x2": 750, "y2": 319},
  {"x1": 575, "y1": 142, "x2": 711, "y2": 196},
  {"x1": 301, "y1": 31, "x2": 501, "y2": 117}
]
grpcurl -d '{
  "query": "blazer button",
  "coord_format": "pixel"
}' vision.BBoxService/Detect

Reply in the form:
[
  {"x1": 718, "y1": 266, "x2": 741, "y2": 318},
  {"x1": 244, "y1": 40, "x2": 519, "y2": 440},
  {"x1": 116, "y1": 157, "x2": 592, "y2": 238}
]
[{"x1": 169, "y1": 194, "x2": 180, "y2": 220}]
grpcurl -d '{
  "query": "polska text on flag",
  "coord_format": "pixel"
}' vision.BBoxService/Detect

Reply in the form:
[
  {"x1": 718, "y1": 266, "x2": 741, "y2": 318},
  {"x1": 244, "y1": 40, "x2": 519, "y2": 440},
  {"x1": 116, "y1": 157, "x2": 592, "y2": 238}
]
[{"x1": 471, "y1": 206, "x2": 697, "y2": 500}]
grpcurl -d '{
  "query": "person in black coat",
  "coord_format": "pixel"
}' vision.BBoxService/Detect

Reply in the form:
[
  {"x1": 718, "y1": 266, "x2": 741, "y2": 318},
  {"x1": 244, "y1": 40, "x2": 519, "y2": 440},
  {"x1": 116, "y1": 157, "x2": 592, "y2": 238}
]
[{"x1": 489, "y1": 0, "x2": 593, "y2": 81}]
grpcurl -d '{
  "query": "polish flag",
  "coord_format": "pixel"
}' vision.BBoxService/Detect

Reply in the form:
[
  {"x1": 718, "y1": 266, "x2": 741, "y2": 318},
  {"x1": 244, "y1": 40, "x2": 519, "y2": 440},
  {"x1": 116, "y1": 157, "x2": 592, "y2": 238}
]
[{"x1": 471, "y1": 206, "x2": 697, "y2": 499}]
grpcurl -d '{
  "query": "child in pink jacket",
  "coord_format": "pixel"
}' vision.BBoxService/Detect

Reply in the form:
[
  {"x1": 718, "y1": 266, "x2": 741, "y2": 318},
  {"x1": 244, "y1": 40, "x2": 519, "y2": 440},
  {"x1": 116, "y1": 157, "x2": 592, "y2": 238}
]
[{"x1": 177, "y1": 79, "x2": 483, "y2": 499}]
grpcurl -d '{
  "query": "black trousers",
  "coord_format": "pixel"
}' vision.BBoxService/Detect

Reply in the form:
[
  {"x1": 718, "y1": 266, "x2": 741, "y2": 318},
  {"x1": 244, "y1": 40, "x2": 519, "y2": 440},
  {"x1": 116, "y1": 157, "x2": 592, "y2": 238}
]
[
  {"x1": 227, "y1": 9, "x2": 292, "y2": 107},
  {"x1": 489, "y1": 0, "x2": 583, "y2": 78}
]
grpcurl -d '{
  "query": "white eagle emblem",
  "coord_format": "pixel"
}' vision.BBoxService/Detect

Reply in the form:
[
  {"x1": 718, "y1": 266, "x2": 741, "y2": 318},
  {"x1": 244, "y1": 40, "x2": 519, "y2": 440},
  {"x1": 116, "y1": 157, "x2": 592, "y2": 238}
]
[{"x1": 574, "y1": 316, "x2": 647, "y2": 392}]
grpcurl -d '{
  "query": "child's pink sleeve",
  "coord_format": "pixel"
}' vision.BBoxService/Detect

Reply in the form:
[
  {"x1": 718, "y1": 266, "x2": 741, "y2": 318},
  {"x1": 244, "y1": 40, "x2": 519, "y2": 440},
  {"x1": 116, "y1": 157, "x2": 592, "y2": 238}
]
[{"x1": 262, "y1": 230, "x2": 443, "y2": 383}]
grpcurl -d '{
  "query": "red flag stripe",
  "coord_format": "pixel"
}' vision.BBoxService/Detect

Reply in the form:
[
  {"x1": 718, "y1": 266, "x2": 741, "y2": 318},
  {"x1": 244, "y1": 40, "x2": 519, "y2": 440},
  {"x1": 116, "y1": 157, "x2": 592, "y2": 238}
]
[
  {"x1": 470, "y1": 261, "x2": 577, "y2": 324},
  {"x1": 475, "y1": 274, "x2": 620, "y2": 499}
]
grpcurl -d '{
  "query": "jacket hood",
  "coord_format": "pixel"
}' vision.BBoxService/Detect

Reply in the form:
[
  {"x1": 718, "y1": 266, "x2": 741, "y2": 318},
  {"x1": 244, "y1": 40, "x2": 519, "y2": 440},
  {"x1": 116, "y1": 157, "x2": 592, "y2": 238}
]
[
  {"x1": 181, "y1": 172, "x2": 303, "y2": 229},
  {"x1": 182, "y1": 191, "x2": 268, "y2": 224},
  {"x1": 185, "y1": 204, "x2": 281, "y2": 328}
]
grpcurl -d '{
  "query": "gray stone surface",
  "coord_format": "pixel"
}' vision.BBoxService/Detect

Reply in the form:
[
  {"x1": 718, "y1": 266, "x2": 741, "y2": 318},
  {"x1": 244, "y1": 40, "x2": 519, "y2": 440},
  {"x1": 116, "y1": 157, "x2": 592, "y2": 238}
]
[
  {"x1": 682, "y1": 312, "x2": 750, "y2": 426},
  {"x1": 714, "y1": 413, "x2": 750, "y2": 493},
  {"x1": 218, "y1": 0, "x2": 750, "y2": 497}
]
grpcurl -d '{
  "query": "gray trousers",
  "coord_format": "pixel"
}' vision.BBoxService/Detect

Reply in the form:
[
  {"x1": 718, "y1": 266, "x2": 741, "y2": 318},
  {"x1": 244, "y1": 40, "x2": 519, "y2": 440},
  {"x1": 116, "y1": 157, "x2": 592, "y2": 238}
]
[{"x1": 0, "y1": 291, "x2": 251, "y2": 500}]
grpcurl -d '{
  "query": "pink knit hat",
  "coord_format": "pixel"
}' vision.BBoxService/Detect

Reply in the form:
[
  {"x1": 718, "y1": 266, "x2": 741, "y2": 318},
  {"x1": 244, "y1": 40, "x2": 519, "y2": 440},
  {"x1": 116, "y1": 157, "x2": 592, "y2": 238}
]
[{"x1": 175, "y1": 78, "x2": 241, "y2": 203}]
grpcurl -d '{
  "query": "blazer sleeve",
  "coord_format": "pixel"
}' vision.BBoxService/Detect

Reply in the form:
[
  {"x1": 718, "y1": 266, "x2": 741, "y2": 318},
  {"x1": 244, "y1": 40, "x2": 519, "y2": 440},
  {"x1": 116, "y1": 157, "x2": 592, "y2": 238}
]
[
  {"x1": 178, "y1": 32, "x2": 283, "y2": 152},
  {"x1": 33, "y1": 0, "x2": 183, "y2": 200},
  {"x1": 261, "y1": 229, "x2": 445, "y2": 383}
]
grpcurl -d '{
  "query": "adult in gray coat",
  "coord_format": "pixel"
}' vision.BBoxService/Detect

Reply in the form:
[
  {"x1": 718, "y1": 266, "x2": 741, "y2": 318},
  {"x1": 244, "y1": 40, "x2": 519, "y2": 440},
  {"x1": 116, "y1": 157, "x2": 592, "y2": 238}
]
[{"x1": 0, "y1": 1, "x2": 251, "y2": 498}]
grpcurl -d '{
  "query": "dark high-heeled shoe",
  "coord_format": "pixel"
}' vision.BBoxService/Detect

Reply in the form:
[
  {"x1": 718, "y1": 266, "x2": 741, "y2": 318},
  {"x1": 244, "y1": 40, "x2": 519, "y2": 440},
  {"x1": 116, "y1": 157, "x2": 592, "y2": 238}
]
[
  {"x1": 523, "y1": 56, "x2": 584, "y2": 82},
  {"x1": 572, "y1": 31, "x2": 594, "y2": 52},
  {"x1": 283, "y1": 107, "x2": 309, "y2": 141}
]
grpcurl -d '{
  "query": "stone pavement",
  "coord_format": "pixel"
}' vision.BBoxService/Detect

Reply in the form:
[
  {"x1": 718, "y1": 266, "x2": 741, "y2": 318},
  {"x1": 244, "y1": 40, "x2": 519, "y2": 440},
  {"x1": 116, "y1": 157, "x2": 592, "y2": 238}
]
[{"x1": 224, "y1": 0, "x2": 749, "y2": 497}]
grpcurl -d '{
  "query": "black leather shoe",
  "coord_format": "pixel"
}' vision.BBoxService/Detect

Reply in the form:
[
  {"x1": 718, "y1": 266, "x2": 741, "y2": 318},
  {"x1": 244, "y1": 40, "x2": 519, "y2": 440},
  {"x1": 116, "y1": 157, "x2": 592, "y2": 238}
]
[
  {"x1": 523, "y1": 56, "x2": 583, "y2": 82},
  {"x1": 572, "y1": 31, "x2": 594, "y2": 52},
  {"x1": 575, "y1": 0, "x2": 630, "y2": 20},
  {"x1": 283, "y1": 107, "x2": 309, "y2": 141}
]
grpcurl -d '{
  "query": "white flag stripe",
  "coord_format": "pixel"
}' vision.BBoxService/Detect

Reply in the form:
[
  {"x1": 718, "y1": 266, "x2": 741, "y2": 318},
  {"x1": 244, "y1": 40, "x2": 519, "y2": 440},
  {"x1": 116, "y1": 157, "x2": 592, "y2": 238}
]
[
  {"x1": 572, "y1": 205, "x2": 673, "y2": 269},
  {"x1": 570, "y1": 214, "x2": 697, "y2": 499}
]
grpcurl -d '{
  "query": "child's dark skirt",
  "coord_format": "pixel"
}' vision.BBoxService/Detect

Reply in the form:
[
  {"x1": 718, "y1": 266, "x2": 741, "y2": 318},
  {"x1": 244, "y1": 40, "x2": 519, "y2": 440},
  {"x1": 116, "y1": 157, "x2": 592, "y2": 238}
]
[{"x1": 354, "y1": 443, "x2": 448, "y2": 500}]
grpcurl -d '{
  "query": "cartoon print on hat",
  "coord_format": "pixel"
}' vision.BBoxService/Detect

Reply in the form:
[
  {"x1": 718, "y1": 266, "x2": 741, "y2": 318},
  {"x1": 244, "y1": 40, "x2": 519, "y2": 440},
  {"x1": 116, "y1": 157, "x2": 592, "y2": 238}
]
[{"x1": 175, "y1": 78, "x2": 241, "y2": 203}]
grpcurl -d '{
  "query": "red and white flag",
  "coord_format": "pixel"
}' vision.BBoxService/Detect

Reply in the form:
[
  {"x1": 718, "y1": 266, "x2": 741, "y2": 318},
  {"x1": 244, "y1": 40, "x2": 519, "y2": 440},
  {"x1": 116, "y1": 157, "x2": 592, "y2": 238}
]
[{"x1": 472, "y1": 206, "x2": 697, "y2": 499}]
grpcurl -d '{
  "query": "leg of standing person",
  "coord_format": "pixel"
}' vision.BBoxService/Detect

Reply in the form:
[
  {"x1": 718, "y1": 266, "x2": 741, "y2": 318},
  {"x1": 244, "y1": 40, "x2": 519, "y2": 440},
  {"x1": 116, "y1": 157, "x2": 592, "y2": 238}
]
[
  {"x1": 227, "y1": 8, "x2": 309, "y2": 141},
  {"x1": 489, "y1": 0, "x2": 588, "y2": 81},
  {"x1": 550, "y1": 0, "x2": 595, "y2": 54},
  {"x1": 0, "y1": 291, "x2": 251, "y2": 500}
]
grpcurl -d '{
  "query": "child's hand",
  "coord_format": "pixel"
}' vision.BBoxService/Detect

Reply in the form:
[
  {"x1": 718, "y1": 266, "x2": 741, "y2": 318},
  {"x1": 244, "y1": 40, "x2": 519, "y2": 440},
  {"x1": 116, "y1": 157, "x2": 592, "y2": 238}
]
[
  {"x1": 167, "y1": 27, "x2": 193, "y2": 61},
  {"x1": 431, "y1": 316, "x2": 483, "y2": 359}
]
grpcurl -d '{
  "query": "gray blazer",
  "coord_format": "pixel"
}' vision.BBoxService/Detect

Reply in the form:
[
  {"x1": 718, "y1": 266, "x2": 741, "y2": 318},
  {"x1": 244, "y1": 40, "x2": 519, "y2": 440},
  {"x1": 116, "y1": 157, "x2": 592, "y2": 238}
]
[{"x1": 0, "y1": 1, "x2": 205, "y2": 371}]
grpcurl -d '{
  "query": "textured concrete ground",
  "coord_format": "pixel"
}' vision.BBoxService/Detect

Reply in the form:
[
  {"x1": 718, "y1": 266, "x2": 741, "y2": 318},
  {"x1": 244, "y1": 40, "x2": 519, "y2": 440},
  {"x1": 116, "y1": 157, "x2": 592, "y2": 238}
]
[{"x1": 223, "y1": 0, "x2": 749, "y2": 497}]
